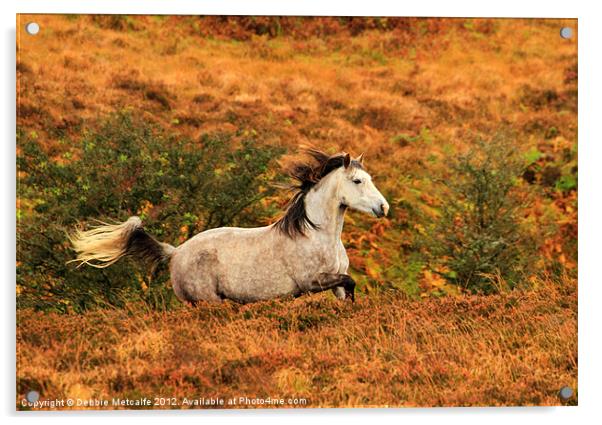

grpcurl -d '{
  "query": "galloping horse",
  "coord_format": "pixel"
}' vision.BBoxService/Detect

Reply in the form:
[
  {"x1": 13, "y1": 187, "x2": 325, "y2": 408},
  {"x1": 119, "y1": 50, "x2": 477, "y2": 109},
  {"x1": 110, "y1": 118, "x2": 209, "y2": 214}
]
[{"x1": 69, "y1": 149, "x2": 389, "y2": 304}]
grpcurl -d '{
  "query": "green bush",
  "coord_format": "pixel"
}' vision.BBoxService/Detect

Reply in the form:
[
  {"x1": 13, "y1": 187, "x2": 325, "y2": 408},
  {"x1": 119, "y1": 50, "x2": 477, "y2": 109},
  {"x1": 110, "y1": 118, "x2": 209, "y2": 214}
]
[
  {"x1": 426, "y1": 136, "x2": 538, "y2": 294},
  {"x1": 17, "y1": 112, "x2": 284, "y2": 312}
]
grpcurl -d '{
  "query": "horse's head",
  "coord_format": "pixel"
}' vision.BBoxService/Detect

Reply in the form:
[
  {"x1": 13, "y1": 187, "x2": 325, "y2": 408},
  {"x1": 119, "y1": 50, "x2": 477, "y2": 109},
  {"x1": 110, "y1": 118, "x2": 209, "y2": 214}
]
[{"x1": 337, "y1": 153, "x2": 389, "y2": 218}]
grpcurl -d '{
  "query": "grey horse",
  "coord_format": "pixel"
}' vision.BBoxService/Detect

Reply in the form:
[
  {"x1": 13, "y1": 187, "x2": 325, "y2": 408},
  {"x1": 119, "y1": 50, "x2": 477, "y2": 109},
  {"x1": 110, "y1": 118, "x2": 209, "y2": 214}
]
[{"x1": 69, "y1": 149, "x2": 389, "y2": 304}]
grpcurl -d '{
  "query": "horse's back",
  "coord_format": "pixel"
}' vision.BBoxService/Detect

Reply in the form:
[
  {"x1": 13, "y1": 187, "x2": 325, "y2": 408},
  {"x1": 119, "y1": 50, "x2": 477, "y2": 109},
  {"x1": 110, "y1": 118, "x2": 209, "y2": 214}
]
[
  {"x1": 176, "y1": 225, "x2": 275, "y2": 254},
  {"x1": 171, "y1": 224, "x2": 277, "y2": 271}
]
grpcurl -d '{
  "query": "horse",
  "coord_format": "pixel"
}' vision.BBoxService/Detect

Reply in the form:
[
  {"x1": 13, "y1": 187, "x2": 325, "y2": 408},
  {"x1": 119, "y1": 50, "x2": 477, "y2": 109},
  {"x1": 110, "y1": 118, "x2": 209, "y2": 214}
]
[{"x1": 69, "y1": 148, "x2": 389, "y2": 304}]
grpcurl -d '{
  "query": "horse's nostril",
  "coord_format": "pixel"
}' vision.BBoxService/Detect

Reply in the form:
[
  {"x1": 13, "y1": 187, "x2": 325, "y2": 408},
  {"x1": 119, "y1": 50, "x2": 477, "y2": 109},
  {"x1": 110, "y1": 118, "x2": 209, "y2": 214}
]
[{"x1": 373, "y1": 205, "x2": 385, "y2": 218}]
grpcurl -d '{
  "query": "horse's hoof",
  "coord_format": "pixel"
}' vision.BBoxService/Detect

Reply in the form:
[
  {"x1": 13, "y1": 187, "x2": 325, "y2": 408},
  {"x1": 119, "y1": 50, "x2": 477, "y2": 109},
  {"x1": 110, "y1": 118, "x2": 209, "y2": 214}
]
[{"x1": 344, "y1": 290, "x2": 355, "y2": 302}]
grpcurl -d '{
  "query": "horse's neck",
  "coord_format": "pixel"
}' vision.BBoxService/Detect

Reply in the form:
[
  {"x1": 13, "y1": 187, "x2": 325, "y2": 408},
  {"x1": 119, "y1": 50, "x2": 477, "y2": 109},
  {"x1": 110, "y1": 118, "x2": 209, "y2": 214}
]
[{"x1": 305, "y1": 172, "x2": 345, "y2": 242}]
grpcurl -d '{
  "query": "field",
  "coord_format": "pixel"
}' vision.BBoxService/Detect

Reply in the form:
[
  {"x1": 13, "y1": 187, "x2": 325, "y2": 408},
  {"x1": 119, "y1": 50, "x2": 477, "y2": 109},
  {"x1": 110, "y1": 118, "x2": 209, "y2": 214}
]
[
  {"x1": 16, "y1": 16, "x2": 577, "y2": 408},
  {"x1": 17, "y1": 276, "x2": 576, "y2": 408}
]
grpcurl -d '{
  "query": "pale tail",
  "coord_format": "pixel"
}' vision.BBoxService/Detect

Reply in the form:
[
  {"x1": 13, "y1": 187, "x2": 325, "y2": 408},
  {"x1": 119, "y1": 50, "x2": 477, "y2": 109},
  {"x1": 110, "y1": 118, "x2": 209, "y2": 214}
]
[{"x1": 68, "y1": 216, "x2": 175, "y2": 269}]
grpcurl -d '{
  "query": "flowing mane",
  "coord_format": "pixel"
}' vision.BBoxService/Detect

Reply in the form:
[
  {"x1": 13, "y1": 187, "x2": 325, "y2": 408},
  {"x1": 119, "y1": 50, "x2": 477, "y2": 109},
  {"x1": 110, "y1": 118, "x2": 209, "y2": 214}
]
[{"x1": 275, "y1": 148, "x2": 363, "y2": 238}]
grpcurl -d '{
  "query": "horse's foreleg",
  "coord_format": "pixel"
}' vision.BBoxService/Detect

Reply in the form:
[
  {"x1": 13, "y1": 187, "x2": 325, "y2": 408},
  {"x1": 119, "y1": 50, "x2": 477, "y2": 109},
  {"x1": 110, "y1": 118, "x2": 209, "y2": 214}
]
[
  {"x1": 332, "y1": 286, "x2": 346, "y2": 300},
  {"x1": 309, "y1": 273, "x2": 356, "y2": 302}
]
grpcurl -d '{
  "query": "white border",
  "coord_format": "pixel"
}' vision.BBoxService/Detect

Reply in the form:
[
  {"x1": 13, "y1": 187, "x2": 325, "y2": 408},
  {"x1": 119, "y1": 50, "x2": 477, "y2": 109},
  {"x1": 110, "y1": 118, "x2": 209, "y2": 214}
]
[
  {"x1": 8, "y1": 0, "x2": 582, "y2": 18},
  {"x1": 3, "y1": 1, "x2": 601, "y2": 425}
]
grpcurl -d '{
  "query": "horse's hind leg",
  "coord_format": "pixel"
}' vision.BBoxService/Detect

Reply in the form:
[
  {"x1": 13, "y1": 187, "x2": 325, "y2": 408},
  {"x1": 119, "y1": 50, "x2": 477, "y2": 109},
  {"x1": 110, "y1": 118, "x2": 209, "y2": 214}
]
[
  {"x1": 308, "y1": 273, "x2": 356, "y2": 302},
  {"x1": 170, "y1": 249, "x2": 224, "y2": 304}
]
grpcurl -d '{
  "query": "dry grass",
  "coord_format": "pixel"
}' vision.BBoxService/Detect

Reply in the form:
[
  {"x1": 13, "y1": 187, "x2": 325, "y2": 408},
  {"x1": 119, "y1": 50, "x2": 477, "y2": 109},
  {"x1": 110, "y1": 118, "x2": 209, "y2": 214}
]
[
  {"x1": 17, "y1": 275, "x2": 576, "y2": 409},
  {"x1": 17, "y1": 16, "x2": 577, "y2": 149}
]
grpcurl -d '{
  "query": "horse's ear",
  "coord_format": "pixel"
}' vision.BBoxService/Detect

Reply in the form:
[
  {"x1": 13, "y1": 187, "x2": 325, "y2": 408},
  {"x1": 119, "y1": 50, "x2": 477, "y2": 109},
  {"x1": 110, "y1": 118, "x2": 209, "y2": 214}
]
[
  {"x1": 343, "y1": 153, "x2": 351, "y2": 169},
  {"x1": 356, "y1": 153, "x2": 364, "y2": 165}
]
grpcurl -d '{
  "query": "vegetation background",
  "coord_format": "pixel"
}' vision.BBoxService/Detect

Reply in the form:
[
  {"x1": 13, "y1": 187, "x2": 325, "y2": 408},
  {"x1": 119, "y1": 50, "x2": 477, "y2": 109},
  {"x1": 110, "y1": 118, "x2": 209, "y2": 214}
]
[{"x1": 16, "y1": 15, "x2": 577, "y2": 408}]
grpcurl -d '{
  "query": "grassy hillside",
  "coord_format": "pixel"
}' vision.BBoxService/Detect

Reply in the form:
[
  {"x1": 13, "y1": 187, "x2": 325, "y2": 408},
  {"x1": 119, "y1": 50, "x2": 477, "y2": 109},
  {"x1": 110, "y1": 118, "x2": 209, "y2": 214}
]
[
  {"x1": 17, "y1": 275, "x2": 576, "y2": 408},
  {"x1": 16, "y1": 15, "x2": 577, "y2": 408}
]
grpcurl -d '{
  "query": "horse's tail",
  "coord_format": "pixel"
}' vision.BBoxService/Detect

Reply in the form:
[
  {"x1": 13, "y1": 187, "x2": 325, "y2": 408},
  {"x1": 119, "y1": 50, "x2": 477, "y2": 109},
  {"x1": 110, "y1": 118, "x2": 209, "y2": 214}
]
[{"x1": 67, "y1": 216, "x2": 175, "y2": 269}]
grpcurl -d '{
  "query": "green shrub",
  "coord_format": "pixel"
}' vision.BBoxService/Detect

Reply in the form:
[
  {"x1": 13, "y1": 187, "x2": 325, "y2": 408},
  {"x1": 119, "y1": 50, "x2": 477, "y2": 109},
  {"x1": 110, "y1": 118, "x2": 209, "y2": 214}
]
[
  {"x1": 426, "y1": 136, "x2": 538, "y2": 294},
  {"x1": 17, "y1": 112, "x2": 284, "y2": 312}
]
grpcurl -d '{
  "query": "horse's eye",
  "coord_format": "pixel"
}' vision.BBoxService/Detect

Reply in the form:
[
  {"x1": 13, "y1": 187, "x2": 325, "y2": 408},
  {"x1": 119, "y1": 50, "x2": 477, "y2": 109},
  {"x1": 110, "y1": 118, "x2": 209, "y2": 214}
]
[{"x1": 353, "y1": 179, "x2": 362, "y2": 185}]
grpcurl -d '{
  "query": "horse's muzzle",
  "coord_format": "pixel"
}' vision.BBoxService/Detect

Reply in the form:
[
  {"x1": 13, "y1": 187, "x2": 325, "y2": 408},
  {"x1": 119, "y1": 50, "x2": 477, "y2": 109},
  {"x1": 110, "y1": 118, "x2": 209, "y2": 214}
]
[{"x1": 372, "y1": 203, "x2": 389, "y2": 218}]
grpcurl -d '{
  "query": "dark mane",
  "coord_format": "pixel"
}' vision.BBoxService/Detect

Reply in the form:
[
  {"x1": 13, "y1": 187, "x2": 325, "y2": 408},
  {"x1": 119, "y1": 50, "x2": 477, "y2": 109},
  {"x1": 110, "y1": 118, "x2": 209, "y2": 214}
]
[{"x1": 275, "y1": 148, "x2": 363, "y2": 238}]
